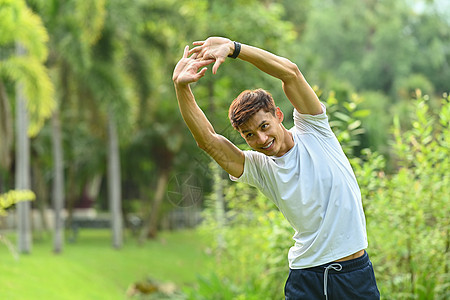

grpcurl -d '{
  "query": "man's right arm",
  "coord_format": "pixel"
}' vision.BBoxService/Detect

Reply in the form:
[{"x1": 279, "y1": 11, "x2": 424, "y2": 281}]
[
  {"x1": 172, "y1": 47, "x2": 244, "y2": 178},
  {"x1": 174, "y1": 84, "x2": 244, "y2": 178}
]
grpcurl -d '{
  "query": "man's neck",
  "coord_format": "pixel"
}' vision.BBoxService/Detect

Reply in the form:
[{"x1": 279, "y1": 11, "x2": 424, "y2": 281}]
[{"x1": 275, "y1": 127, "x2": 295, "y2": 157}]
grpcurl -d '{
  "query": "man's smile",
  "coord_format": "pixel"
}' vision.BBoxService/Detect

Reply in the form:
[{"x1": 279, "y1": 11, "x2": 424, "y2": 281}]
[{"x1": 262, "y1": 139, "x2": 274, "y2": 150}]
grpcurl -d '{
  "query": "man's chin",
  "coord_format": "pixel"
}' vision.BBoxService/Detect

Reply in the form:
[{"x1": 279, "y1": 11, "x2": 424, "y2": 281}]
[{"x1": 255, "y1": 148, "x2": 274, "y2": 156}]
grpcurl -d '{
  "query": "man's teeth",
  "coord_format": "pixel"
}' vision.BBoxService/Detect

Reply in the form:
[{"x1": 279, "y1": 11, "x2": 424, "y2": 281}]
[{"x1": 262, "y1": 140, "x2": 273, "y2": 149}]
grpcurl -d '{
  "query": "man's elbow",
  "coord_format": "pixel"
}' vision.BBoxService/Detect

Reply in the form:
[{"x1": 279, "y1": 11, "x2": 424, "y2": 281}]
[
  {"x1": 196, "y1": 135, "x2": 216, "y2": 153},
  {"x1": 196, "y1": 135, "x2": 223, "y2": 159},
  {"x1": 197, "y1": 140, "x2": 208, "y2": 151},
  {"x1": 281, "y1": 60, "x2": 303, "y2": 82}
]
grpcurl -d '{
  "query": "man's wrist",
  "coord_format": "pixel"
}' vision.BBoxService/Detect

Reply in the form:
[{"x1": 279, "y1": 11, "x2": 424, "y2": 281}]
[
  {"x1": 174, "y1": 81, "x2": 190, "y2": 89},
  {"x1": 228, "y1": 41, "x2": 241, "y2": 59},
  {"x1": 227, "y1": 40, "x2": 235, "y2": 56}
]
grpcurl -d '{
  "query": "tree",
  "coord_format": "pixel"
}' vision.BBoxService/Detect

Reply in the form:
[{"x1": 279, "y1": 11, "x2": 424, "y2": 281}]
[
  {"x1": 0, "y1": 0, "x2": 54, "y2": 253},
  {"x1": 78, "y1": 0, "x2": 139, "y2": 248},
  {"x1": 15, "y1": 43, "x2": 32, "y2": 253},
  {"x1": 51, "y1": 106, "x2": 64, "y2": 253},
  {"x1": 30, "y1": 0, "x2": 107, "y2": 252}
]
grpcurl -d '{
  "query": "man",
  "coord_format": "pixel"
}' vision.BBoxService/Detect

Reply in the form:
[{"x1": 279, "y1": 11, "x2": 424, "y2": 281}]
[{"x1": 173, "y1": 36, "x2": 380, "y2": 299}]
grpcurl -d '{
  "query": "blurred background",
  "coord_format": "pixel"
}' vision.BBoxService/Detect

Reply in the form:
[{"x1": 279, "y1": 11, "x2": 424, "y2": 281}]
[{"x1": 0, "y1": 0, "x2": 449, "y2": 299}]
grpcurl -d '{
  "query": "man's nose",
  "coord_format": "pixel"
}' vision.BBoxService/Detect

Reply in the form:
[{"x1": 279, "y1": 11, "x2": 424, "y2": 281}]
[{"x1": 256, "y1": 132, "x2": 268, "y2": 144}]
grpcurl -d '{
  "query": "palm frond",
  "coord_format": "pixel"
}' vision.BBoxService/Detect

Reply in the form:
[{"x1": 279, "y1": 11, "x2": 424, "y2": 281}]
[
  {"x1": 75, "y1": 0, "x2": 106, "y2": 45},
  {"x1": 0, "y1": 0, "x2": 48, "y2": 62},
  {"x1": 0, "y1": 56, "x2": 55, "y2": 136}
]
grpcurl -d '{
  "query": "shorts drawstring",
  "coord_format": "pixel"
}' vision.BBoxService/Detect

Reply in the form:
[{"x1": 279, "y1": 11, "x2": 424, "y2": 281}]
[{"x1": 324, "y1": 263, "x2": 342, "y2": 300}]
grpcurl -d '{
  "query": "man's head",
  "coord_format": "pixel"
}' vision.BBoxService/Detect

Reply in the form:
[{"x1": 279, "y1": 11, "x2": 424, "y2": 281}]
[{"x1": 229, "y1": 89, "x2": 293, "y2": 157}]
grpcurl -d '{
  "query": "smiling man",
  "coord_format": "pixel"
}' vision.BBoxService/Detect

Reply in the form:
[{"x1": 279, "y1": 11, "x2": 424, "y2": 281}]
[{"x1": 172, "y1": 37, "x2": 380, "y2": 299}]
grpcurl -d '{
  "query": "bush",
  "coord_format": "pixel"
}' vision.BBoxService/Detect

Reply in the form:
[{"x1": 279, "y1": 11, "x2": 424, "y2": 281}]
[
  {"x1": 363, "y1": 94, "x2": 450, "y2": 299},
  {"x1": 187, "y1": 93, "x2": 450, "y2": 299}
]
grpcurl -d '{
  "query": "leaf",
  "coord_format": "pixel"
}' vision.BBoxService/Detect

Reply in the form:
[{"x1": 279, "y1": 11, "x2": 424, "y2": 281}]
[
  {"x1": 334, "y1": 111, "x2": 351, "y2": 122},
  {"x1": 353, "y1": 109, "x2": 371, "y2": 119},
  {"x1": 351, "y1": 128, "x2": 366, "y2": 136},
  {"x1": 329, "y1": 120, "x2": 343, "y2": 128},
  {"x1": 348, "y1": 120, "x2": 362, "y2": 131},
  {"x1": 0, "y1": 55, "x2": 55, "y2": 136}
]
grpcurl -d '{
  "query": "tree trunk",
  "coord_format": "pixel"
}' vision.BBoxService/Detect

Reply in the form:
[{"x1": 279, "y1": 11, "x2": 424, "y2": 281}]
[
  {"x1": 213, "y1": 163, "x2": 226, "y2": 249},
  {"x1": 206, "y1": 74, "x2": 226, "y2": 249},
  {"x1": 52, "y1": 109, "x2": 65, "y2": 253},
  {"x1": 0, "y1": 80, "x2": 13, "y2": 171},
  {"x1": 139, "y1": 169, "x2": 170, "y2": 242},
  {"x1": 107, "y1": 110, "x2": 123, "y2": 249},
  {"x1": 15, "y1": 42, "x2": 32, "y2": 254},
  {"x1": 32, "y1": 161, "x2": 49, "y2": 238}
]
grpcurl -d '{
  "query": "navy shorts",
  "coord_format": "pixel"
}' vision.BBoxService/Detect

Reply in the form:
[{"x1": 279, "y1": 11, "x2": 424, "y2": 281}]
[{"x1": 285, "y1": 251, "x2": 380, "y2": 300}]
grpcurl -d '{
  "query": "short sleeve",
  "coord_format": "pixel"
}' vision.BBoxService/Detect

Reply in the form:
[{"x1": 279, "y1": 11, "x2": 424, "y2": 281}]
[
  {"x1": 293, "y1": 103, "x2": 334, "y2": 137},
  {"x1": 230, "y1": 150, "x2": 269, "y2": 191}
]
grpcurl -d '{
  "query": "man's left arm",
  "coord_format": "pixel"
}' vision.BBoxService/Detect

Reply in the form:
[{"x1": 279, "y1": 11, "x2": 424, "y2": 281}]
[{"x1": 190, "y1": 37, "x2": 323, "y2": 115}]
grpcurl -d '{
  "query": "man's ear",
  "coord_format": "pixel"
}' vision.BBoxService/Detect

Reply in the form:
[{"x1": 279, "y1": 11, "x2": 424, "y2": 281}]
[{"x1": 276, "y1": 107, "x2": 284, "y2": 123}]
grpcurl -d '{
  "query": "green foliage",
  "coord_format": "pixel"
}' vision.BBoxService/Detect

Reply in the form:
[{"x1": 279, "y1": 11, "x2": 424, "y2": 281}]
[
  {"x1": 358, "y1": 91, "x2": 392, "y2": 154},
  {"x1": 365, "y1": 94, "x2": 449, "y2": 299},
  {"x1": 0, "y1": 189, "x2": 35, "y2": 215},
  {"x1": 0, "y1": 55, "x2": 54, "y2": 135},
  {"x1": 2, "y1": 0, "x2": 449, "y2": 296},
  {"x1": 323, "y1": 89, "x2": 369, "y2": 156},
  {"x1": 0, "y1": 189, "x2": 35, "y2": 258},
  {"x1": 0, "y1": 0, "x2": 55, "y2": 136},
  {"x1": 299, "y1": 0, "x2": 450, "y2": 96},
  {"x1": 192, "y1": 179, "x2": 291, "y2": 299},
  {"x1": 395, "y1": 74, "x2": 435, "y2": 100},
  {"x1": 75, "y1": 0, "x2": 106, "y2": 45},
  {"x1": 184, "y1": 272, "x2": 240, "y2": 300},
  {"x1": 0, "y1": 0, "x2": 48, "y2": 60}
]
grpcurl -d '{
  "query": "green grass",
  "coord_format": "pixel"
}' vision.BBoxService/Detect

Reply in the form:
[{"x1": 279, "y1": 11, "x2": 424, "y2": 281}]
[{"x1": 0, "y1": 229, "x2": 213, "y2": 300}]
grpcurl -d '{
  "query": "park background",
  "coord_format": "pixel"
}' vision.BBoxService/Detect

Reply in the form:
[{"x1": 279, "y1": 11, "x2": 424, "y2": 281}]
[{"x1": 0, "y1": 0, "x2": 448, "y2": 299}]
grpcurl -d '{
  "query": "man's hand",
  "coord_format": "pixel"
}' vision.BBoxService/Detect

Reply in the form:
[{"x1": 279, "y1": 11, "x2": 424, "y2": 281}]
[
  {"x1": 189, "y1": 37, "x2": 235, "y2": 75},
  {"x1": 173, "y1": 46, "x2": 215, "y2": 86}
]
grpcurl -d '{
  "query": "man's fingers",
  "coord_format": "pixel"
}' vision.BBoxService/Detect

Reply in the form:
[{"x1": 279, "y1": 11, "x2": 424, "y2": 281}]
[
  {"x1": 197, "y1": 67, "x2": 208, "y2": 77},
  {"x1": 195, "y1": 58, "x2": 214, "y2": 70},
  {"x1": 188, "y1": 46, "x2": 202, "y2": 56},
  {"x1": 192, "y1": 40, "x2": 205, "y2": 46},
  {"x1": 212, "y1": 57, "x2": 225, "y2": 75},
  {"x1": 182, "y1": 45, "x2": 189, "y2": 58}
]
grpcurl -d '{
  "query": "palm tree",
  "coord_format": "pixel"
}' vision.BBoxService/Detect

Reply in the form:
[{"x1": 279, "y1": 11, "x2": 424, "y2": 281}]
[
  {"x1": 0, "y1": 0, "x2": 54, "y2": 253},
  {"x1": 32, "y1": 0, "x2": 107, "y2": 252},
  {"x1": 107, "y1": 110, "x2": 123, "y2": 248},
  {"x1": 15, "y1": 43, "x2": 31, "y2": 253},
  {"x1": 0, "y1": 79, "x2": 13, "y2": 175},
  {"x1": 72, "y1": 5, "x2": 135, "y2": 247},
  {"x1": 35, "y1": 0, "x2": 144, "y2": 249}
]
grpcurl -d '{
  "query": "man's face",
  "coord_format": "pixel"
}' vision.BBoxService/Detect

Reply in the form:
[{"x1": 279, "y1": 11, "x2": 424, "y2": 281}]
[{"x1": 238, "y1": 108, "x2": 288, "y2": 157}]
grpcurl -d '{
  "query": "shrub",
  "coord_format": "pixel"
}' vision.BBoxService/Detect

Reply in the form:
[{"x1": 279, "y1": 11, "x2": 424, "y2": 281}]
[
  {"x1": 364, "y1": 93, "x2": 449, "y2": 299},
  {"x1": 187, "y1": 92, "x2": 450, "y2": 299}
]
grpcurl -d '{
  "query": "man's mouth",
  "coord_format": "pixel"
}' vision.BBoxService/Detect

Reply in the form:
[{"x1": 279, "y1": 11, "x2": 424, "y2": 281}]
[{"x1": 262, "y1": 139, "x2": 274, "y2": 150}]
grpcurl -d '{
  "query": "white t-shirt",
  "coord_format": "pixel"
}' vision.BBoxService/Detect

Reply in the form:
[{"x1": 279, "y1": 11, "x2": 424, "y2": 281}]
[{"x1": 231, "y1": 103, "x2": 368, "y2": 269}]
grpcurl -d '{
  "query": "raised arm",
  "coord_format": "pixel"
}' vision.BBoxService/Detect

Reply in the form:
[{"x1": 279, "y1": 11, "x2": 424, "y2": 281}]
[
  {"x1": 173, "y1": 46, "x2": 245, "y2": 178},
  {"x1": 190, "y1": 37, "x2": 323, "y2": 115}
]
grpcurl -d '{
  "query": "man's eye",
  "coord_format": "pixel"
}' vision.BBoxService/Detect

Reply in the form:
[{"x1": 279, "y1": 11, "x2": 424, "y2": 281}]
[
  {"x1": 261, "y1": 124, "x2": 269, "y2": 130},
  {"x1": 246, "y1": 133, "x2": 254, "y2": 138}
]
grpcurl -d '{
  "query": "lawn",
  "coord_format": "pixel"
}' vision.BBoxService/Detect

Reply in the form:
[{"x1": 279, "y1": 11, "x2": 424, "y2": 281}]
[{"x1": 0, "y1": 229, "x2": 213, "y2": 299}]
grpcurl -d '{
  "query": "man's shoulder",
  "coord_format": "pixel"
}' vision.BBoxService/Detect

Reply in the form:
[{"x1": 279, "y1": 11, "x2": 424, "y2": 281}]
[
  {"x1": 242, "y1": 149, "x2": 268, "y2": 161},
  {"x1": 292, "y1": 106, "x2": 334, "y2": 138}
]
